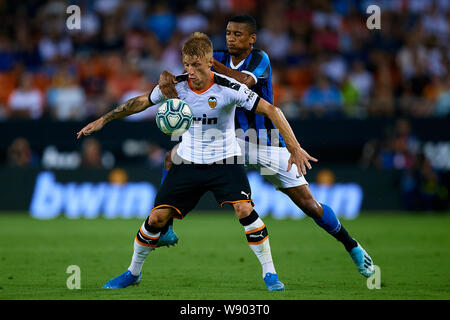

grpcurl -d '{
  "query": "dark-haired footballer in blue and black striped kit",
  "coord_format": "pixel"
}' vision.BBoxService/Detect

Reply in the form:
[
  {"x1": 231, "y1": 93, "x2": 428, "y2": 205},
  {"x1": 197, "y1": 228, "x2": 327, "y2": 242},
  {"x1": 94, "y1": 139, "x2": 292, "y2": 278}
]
[
  {"x1": 213, "y1": 48, "x2": 286, "y2": 148},
  {"x1": 212, "y1": 46, "x2": 305, "y2": 190},
  {"x1": 157, "y1": 14, "x2": 375, "y2": 279}
]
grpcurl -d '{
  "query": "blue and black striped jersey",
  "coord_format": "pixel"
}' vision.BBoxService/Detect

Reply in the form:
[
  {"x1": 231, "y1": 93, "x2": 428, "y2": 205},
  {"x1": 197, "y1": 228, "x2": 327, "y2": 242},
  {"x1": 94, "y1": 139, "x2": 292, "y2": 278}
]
[{"x1": 213, "y1": 48, "x2": 286, "y2": 147}]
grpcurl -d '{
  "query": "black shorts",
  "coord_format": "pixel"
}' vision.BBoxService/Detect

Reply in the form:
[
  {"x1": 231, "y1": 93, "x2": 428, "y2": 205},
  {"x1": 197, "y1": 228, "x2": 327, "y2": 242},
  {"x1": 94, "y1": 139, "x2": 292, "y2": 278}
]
[{"x1": 153, "y1": 157, "x2": 253, "y2": 219}]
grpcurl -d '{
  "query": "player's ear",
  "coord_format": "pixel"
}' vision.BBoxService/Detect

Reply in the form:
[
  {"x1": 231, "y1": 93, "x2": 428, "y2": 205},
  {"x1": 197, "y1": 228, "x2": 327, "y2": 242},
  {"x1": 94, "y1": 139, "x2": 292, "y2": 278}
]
[
  {"x1": 208, "y1": 55, "x2": 214, "y2": 68},
  {"x1": 249, "y1": 34, "x2": 256, "y2": 46}
]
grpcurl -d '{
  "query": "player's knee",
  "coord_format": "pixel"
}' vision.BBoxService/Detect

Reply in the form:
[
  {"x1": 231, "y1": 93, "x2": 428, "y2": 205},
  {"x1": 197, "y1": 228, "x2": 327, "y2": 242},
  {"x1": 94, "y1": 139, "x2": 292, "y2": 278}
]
[
  {"x1": 283, "y1": 186, "x2": 322, "y2": 219},
  {"x1": 164, "y1": 151, "x2": 173, "y2": 170},
  {"x1": 233, "y1": 202, "x2": 253, "y2": 219},
  {"x1": 299, "y1": 197, "x2": 322, "y2": 219},
  {"x1": 148, "y1": 211, "x2": 169, "y2": 228}
]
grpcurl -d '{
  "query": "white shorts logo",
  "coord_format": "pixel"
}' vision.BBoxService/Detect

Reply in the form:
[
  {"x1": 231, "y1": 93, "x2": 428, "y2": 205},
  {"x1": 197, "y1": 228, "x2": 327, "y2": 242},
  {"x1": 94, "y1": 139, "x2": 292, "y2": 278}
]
[{"x1": 241, "y1": 191, "x2": 250, "y2": 199}]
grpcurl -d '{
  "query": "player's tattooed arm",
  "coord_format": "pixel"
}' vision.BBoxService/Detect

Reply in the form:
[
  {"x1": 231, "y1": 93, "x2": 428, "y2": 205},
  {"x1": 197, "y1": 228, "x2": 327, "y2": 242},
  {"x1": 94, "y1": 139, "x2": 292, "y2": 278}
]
[
  {"x1": 255, "y1": 99, "x2": 318, "y2": 176},
  {"x1": 101, "y1": 94, "x2": 150, "y2": 123},
  {"x1": 212, "y1": 58, "x2": 256, "y2": 88},
  {"x1": 76, "y1": 94, "x2": 150, "y2": 139}
]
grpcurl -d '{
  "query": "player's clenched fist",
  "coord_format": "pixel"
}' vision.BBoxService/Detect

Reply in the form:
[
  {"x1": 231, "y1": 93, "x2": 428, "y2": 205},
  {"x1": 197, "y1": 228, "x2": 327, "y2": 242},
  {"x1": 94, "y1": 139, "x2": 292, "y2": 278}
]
[{"x1": 76, "y1": 118, "x2": 106, "y2": 139}]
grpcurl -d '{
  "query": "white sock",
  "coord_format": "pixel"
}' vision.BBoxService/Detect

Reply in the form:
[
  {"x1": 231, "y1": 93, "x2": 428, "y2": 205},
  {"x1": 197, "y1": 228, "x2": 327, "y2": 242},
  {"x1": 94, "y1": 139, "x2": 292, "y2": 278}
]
[
  {"x1": 244, "y1": 217, "x2": 277, "y2": 278},
  {"x1": 128, "y1": 222, "x2": 160, "y2": 276}
]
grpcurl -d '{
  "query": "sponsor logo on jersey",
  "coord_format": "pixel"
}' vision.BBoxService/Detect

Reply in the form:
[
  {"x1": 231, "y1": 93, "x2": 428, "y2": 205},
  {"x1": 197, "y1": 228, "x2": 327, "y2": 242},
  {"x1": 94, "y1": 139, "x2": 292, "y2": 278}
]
[
  {"x1": 193, "y1": 113, "x2": 218, "y2": 125},
  {"x1": 208, "y1": 96, "x2": 217, "y2": 109}
]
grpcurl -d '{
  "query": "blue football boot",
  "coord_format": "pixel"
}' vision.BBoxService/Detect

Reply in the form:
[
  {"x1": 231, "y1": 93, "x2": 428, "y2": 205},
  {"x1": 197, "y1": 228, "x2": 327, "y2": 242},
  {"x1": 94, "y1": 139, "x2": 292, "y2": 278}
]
[
  {"x1": 349, "y1": 242, "x2": 375, "y2": 277},
  {"x1": 157, "y1": 225, "x2": 179, "y2": 247},
  {"x1": 103, "y1": 270, "x2": 142, "y2": 289},
  {"x1": 263, "y1": 273, "x2": 285, "y2": 291}
]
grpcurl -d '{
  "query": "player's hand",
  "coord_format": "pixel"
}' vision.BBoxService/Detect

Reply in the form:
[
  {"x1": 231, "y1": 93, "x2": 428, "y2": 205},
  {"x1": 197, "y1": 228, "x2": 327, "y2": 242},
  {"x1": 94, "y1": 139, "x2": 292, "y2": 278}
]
[
  {"x1": 287, "y1": 147, "x2": 318, "y2": 176},
  {"x1": 76, "y1": 118, "x2": 105, "y2": 139},
  {"x1": 159, "y1": 71, "x2": 178, "y2": 99}
]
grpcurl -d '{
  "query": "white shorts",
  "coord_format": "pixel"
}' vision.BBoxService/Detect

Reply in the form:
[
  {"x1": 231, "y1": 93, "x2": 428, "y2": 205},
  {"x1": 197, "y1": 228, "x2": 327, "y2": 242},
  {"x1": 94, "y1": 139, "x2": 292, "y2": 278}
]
[{"x1": 237, "y1": 138, "x2": 308, "y2": 189}]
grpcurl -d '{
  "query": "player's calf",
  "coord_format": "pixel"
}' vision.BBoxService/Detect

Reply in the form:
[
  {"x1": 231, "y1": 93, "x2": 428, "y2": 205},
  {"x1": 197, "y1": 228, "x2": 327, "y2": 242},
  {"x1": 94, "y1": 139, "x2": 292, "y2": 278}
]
[
  {"x1": 308, "y1": 202, "x2": 375, "y2": 277},
  {"x1": 284, "y1": 186, "x2": 358, "y2": 252},
  {"x1": 284, "y1": 186, "x2": 375, "y2": 277}
]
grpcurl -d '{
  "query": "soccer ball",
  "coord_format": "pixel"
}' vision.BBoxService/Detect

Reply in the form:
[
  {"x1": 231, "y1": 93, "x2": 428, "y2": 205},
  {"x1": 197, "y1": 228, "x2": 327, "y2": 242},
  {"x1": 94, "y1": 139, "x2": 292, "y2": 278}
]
[{"x1": 156, "y1": 99, "x2": 193, "y2": 136}]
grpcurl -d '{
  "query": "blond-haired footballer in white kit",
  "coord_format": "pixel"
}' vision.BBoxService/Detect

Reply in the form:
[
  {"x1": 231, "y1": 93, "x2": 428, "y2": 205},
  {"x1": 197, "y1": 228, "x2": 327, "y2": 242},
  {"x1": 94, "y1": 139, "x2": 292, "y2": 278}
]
[{"x1": 77, "y1": 32, "x2": 316, "y2": 291}]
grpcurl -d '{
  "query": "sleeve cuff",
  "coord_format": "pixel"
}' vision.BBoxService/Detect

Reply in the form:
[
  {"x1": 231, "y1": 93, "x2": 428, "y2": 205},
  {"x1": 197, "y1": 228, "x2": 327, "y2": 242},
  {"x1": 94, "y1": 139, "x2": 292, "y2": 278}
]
[
  {"x1": 251, "y1": 96, "x2": 260, "y2": 113},
  {"x1": 147, "y1": 84, "x2": 159, "y2": 105},
  {"x1": 242, "y1": 70, "x2": 258, "y2": 85}
]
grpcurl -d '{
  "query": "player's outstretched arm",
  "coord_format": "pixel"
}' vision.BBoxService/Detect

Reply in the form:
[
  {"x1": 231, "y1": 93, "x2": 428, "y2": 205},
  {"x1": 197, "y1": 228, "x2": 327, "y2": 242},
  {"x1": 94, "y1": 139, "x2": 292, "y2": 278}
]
[
  {"x1": 76, "y1": 94, "x2": 150, "y2": 139},
  {"x1": 254, "y1": 99, "x2": 318, "y2": 176},
  {"x1": 212, "y1": 58, "x2": 256, "y2": 88}
]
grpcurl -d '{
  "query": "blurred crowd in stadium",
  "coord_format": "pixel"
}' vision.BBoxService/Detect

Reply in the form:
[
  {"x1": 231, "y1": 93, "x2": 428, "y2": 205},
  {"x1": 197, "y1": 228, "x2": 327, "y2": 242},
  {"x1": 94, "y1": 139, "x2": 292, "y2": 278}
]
[{"x1": 0, "y1": 0, "x2": 449, "y2": 121}]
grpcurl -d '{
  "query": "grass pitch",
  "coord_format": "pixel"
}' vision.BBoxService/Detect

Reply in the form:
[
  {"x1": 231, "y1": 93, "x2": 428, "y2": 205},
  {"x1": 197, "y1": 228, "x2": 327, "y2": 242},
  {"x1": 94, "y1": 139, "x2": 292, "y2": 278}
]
[{"x1": 0, "y1": 212, "x2": 449, "y2": 300}]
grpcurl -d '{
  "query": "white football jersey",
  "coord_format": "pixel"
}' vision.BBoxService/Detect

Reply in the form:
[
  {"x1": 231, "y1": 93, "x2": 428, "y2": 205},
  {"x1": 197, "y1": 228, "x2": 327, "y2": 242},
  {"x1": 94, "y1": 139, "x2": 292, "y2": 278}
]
[{"x1": 149, "y1": 72, "x2": 260, "y2": 164}]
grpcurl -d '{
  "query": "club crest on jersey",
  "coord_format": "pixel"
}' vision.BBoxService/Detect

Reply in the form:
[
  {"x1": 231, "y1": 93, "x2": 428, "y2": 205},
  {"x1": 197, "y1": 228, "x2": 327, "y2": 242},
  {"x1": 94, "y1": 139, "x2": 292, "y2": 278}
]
[{"x1": 208, "y1": 96, "x2": 217, "y2": 109}]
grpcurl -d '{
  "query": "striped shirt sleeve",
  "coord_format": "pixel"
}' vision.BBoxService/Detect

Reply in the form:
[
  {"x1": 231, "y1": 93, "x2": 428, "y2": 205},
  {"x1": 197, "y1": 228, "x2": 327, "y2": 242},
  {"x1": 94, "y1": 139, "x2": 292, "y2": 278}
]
[{"x1": 245, "y1": 50, "x2": 271, "y2": 82}]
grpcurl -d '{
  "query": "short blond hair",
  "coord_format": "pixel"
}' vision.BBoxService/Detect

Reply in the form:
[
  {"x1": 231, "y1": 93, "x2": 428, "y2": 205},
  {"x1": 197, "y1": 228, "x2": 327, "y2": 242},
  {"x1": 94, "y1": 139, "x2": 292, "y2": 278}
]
[{"x1": 181, "y1": 32, "x2": 213, "y2": 59}]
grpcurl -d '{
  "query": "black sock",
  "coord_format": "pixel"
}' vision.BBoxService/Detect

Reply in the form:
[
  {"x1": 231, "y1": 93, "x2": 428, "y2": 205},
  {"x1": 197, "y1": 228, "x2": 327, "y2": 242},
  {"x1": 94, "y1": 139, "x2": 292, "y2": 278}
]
[{"x1": 333, "y1": 225, "x2": 357, "y2": 252}]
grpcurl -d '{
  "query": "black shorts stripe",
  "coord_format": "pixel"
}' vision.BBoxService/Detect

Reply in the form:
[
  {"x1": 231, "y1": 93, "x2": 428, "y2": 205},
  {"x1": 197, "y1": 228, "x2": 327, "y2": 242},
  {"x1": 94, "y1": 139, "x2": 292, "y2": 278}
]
[
  {"x1": 147, "y1": 83, "x2": 159, "y2": 105},
  {"x1": 250, "y1": 96, "x2": 260, "y2": 113}
]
